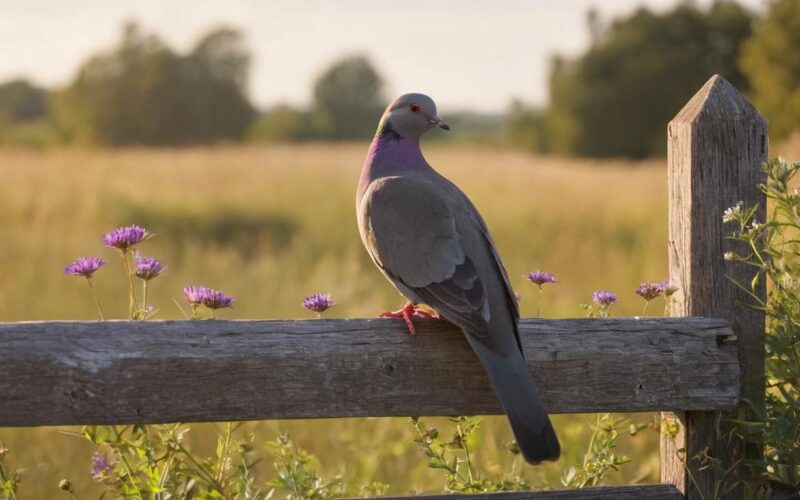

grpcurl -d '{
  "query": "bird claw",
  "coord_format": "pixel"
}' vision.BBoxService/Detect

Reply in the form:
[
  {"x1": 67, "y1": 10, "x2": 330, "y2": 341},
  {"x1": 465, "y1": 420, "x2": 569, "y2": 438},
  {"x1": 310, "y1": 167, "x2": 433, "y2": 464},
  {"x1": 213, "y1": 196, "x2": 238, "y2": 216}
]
[{"x1": 379, "y1": 303, "x2": 439, "y2": 336}]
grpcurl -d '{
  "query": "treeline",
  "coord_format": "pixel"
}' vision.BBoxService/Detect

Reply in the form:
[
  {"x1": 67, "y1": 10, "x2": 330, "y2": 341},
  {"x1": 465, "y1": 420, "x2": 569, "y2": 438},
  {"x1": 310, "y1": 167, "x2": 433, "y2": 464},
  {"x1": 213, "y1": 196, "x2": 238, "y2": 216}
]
[
  {"x1": 247, "y1": 56, "x2": 385, "y2": 142},
  {"x1": 1, "y1": 0, "x2": 799, "y2": 157},
  {"x1": 0, "y1": 22, "x2": 387, "y2": 148},
  {"x1": 56, "y1": 24, "x2": 254, "y2": 146},
  {"x1": 510, "y1": 0, "x2": 800, "y2": 158}
]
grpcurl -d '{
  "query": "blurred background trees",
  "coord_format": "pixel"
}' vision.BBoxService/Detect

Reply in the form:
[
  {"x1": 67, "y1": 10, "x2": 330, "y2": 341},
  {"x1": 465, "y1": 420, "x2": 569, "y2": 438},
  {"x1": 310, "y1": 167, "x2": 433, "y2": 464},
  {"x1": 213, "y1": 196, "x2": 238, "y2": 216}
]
[
  {"x1": 310, "y1": 55, "x2": 384, "y2": 140},
  {"x1": 511, "y1": 1, "x2": 755, "y2": 158},
  {"x1": 0, "y1": 79, "x2": 48, "y2": 122},
  {"x1": 248, "y1": 55, "x2": 386, "y2": 142},
  {"x1": 52, "y1": 23, "x2": 255, "y2": 146},
  {"x1": 739, "y1": 0, "x2": 800, "y2": 140},
  {"x1": 0, "y1": 79, "x2": 57, "y2": 147},
  {"x1": 1, "y1": 0, "x2": 799, "y2": 156}
]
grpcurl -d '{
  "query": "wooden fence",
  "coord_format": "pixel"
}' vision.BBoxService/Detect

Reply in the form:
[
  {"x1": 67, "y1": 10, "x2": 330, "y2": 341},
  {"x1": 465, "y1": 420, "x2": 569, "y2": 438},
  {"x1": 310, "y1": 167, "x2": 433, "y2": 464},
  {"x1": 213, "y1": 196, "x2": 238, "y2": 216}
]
[{"x1": 0, "y1": 75, "x2": 767, "y2": 499}]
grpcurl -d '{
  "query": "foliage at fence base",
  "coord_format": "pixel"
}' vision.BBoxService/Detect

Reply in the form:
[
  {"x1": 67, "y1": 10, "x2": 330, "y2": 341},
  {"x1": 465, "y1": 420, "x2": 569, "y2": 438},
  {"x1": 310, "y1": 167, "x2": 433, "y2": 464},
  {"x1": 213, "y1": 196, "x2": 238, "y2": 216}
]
[
  {"x1": 722, "y1": 158, "x2": 800, "y2": 496},
  {"x1": 59, "y1": 424, "x2": 360, "y2": 500},
  {"x1": 0, "y1": 443, "x2": 21, "y2": 500},
  {"x1": 51, "y1": 416, "x2": 649, "y2": 499},
  {"x1": 656, "y1": 157, "x2": 800, "y2": 500}
]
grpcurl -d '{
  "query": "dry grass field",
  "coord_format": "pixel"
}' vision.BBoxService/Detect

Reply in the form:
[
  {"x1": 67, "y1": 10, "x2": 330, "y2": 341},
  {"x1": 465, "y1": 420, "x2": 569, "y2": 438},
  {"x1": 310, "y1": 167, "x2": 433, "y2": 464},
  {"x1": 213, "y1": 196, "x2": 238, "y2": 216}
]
[{"x1": 1, "y1": 142, "x2": 678, "y2": 497}]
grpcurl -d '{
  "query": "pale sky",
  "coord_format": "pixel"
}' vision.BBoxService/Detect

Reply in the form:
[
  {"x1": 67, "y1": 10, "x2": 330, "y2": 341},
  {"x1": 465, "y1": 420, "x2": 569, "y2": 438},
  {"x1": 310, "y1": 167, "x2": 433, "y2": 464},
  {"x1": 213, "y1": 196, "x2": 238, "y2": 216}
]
[{"x1": 0, "y1": 0, "x2": 766, "y2": 113}]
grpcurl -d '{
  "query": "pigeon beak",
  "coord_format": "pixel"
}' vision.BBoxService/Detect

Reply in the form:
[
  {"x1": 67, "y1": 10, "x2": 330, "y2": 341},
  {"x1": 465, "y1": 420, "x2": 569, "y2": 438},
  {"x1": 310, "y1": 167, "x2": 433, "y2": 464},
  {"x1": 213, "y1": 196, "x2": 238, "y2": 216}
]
[{"x1": 429, "y1": 116, "x2": 450, "y2": 131}]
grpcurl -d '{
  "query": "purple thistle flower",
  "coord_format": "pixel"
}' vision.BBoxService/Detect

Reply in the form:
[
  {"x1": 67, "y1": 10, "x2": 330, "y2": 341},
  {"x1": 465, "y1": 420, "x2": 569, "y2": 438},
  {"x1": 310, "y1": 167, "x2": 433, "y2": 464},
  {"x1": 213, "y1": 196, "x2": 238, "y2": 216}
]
[
  {"x1": 635, "y1": 281, "x2": 664, "y2": 302},
  {"x1": 592, "y1": 290, "x2": 618, "y2": 307},
  {"x1": 134, "y1": 253, "x2": 165, "y2": 281},
  {"x1": 64, "y1": 257, "x2": 106, "y2": 278},
  {"x1": 201, "y1": 289, "x2": 235, "y2": 310},
  {"x1": 183, "y1": 285, "x2": 209, "y2": 305},
  {"x1": 526, "y1": 270, "x2": 557, "y2": 286},
  {"x1": 90, "y1": 451, "x2": 111, "y2": 476},
  {"x1": 659, "y1": 280, "x2": 679, "y2": 297},
  {"x1": 183, "y1": 285, "x2": 233, "y2": 318},
  {"x1": 303, "y1": 293, "x2": 335, "y2": 314},
  {"x1": 101, "y1": 224, "x2": 150, "y2": 251}
]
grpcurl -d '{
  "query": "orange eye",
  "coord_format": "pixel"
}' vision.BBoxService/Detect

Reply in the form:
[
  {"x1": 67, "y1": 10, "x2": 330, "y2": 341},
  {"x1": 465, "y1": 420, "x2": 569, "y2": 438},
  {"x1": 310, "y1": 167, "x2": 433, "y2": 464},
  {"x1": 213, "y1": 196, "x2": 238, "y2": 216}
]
[{"x1": 409, "y1": 103, "x2": 420, "y2": 112}]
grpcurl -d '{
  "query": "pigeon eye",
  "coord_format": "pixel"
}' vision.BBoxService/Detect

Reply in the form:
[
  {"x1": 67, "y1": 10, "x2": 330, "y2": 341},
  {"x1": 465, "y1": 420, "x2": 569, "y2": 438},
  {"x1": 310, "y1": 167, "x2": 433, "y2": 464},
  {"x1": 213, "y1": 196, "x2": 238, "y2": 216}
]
[{"x1": 409, "y1": 103, "x2": 420, "y2": 112}]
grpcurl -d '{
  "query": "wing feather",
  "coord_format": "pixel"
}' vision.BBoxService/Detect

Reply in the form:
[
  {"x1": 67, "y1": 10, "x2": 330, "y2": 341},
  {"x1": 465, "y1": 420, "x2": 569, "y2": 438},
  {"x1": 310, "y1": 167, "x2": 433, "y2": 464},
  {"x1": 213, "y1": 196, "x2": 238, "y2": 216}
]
[{"x1": 360, "y1": 176, "x2": 490, "y2": 334}]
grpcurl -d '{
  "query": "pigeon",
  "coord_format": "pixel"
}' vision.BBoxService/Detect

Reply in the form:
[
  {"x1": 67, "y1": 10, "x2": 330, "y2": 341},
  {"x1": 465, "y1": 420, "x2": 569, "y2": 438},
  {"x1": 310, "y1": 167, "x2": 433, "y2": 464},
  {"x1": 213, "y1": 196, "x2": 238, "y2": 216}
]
[{"x1": 356, "y1": 93, "x2": 560, "y2": 464}]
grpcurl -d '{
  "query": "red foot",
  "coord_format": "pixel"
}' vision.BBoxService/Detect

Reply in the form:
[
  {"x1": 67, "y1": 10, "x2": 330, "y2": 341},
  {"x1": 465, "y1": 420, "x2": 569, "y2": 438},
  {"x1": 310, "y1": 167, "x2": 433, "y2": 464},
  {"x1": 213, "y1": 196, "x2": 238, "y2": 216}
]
[
  {"x1": 380, "y1": 303, "x2": 418, "y2": 336},
  {"x1": 379, "y1": 303, "x2": 439, "y2": 336}
]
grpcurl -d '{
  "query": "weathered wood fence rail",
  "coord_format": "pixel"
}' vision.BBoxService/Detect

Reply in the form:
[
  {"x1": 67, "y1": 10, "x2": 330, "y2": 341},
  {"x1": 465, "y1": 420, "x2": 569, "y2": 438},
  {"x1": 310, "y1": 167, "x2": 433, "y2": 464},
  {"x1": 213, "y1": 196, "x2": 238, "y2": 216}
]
[
  {"x1": 0, "y1": 74, "x2": 767, "y2": 500},
  {"x1": 0, "y1": 317, "x2": 737, "y2": 426}
]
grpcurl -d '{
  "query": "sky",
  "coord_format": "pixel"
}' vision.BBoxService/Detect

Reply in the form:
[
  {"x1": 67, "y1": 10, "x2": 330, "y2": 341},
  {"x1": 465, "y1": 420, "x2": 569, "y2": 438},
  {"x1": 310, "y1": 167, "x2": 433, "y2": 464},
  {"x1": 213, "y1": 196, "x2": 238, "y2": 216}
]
[{"x1": 0, "y1": 0, "x2": 766, "y2": 113}]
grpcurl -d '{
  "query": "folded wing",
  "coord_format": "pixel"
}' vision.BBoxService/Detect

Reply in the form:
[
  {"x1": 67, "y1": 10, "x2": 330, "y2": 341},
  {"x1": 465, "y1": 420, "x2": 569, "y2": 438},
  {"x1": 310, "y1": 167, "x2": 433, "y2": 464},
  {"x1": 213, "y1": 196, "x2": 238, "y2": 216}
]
[{"x1": 360, "y1": 176, "x2": 491, "y2": 336}]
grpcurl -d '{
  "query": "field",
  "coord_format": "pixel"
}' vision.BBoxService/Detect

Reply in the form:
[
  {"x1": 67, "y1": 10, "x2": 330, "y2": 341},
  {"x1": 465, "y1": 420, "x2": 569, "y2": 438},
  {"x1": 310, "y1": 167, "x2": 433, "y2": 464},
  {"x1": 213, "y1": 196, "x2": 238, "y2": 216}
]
[{"x1": 0, "y1": 143, "x2": 673, "y2": 497}]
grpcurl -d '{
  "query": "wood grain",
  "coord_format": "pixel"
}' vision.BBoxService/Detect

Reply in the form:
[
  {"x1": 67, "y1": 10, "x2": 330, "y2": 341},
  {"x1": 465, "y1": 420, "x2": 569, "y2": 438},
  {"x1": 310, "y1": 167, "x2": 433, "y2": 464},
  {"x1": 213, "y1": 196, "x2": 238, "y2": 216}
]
[
  {"x1": 663, "y1": 74, "x2": 768, "y2": 498},
  {"x1": 380, "y1": 484, "x2": 682, "y2": 499},
  {"x1": 0, "y1": 316, "x2": 737, "y2": 426}
]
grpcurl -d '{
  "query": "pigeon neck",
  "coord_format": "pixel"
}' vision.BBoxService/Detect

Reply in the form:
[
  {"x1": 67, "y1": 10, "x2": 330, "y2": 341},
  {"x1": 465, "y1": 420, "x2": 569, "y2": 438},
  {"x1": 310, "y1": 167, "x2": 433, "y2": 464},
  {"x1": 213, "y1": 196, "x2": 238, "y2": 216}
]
[
  {"x1": 358, "y1": 119, "x2": 431, "y2": 202},
  {"x1": 364, "y1": 120, "x2": 427, "y2": 171}
]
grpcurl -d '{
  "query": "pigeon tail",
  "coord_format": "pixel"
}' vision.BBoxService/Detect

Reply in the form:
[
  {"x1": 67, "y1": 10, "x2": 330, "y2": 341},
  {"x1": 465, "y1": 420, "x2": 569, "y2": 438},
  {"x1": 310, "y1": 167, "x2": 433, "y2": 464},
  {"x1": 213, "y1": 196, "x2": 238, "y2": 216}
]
[{"x1": 465, "y1": 335, "x2": 561, "y2": 464}]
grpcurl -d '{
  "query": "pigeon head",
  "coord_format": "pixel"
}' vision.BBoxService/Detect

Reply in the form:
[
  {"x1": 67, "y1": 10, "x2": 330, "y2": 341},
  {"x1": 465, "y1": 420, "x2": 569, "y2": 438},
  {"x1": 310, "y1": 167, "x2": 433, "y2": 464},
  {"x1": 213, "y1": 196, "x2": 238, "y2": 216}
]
[{"x1": 378, "y1": 93, "x2": 449, "y2": 140}]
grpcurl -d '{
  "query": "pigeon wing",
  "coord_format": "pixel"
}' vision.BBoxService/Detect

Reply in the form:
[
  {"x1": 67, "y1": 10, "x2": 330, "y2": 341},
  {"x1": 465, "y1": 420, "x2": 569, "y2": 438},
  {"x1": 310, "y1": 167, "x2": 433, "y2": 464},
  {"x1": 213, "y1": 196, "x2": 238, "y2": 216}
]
[{"x1": 360, "y1": 176, "x2": 491, "y2": 335}]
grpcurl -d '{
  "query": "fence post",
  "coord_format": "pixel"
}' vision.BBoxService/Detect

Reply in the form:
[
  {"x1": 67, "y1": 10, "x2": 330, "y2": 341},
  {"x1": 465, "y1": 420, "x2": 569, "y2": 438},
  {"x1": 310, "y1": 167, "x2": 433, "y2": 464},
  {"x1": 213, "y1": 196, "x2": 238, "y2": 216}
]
[{"x1": 662, "y1": 74, "x2": 767, "y2": 498}]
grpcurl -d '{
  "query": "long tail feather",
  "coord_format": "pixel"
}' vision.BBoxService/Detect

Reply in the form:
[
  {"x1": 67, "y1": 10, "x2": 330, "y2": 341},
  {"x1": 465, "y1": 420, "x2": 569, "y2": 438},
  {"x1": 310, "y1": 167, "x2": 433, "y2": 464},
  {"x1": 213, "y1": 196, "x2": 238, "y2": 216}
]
[{"x1": 465, "y1": 335, "x2": 561, "y2": 464}]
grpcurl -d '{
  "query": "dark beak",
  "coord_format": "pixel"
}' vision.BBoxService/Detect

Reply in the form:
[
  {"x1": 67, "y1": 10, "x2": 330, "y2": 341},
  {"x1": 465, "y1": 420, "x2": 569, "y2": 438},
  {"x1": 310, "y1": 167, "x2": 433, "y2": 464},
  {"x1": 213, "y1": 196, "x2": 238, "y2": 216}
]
[{"x1": 429, "y1": 116, "x2": 450, "y2": 131}]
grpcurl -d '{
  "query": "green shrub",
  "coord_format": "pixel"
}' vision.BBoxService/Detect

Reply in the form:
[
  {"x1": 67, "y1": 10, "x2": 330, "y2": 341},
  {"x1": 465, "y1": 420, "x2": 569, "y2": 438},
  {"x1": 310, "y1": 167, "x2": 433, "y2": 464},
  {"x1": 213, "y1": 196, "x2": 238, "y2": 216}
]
[{"x1": 724, "y1": 157, "x2": 800, "y2": 495}]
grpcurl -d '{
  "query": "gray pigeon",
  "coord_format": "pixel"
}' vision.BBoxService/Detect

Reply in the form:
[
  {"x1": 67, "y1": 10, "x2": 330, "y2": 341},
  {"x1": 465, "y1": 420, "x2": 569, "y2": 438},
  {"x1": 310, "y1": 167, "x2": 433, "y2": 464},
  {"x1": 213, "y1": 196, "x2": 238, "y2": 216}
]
[{"x1": 356, "y1": 93, "x2": 560, "y2": 464}]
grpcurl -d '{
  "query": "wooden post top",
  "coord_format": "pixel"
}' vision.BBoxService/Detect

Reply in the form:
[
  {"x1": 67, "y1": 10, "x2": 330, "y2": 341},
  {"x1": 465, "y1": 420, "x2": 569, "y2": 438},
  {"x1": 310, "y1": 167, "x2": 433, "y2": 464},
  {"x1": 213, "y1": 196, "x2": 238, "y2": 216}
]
[{"x1": 672, "y1": 74, "x2": 767, "y2": 127}]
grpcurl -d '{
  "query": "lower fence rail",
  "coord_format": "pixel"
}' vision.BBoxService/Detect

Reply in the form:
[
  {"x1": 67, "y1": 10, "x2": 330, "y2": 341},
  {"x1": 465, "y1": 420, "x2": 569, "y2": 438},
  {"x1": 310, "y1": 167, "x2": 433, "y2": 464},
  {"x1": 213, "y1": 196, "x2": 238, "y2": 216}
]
[{"x1": 381, "y1": 484, "x2": 682, "y2": 499}]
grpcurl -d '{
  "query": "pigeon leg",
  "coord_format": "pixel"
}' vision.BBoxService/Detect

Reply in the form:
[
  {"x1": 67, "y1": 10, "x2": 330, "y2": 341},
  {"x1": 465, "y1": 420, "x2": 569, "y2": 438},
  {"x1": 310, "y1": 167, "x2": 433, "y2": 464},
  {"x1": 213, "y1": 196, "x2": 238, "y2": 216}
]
[{"x1": 379, "y1": 302, "x2": 418, "y2": 336}]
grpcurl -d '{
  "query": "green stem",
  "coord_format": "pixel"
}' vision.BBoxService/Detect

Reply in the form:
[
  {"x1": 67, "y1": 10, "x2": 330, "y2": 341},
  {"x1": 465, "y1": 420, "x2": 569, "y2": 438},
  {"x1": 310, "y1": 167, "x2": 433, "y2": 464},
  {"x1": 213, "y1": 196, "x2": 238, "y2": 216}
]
[
  {"x1": 662, "y1": 417, "x2": 708, "y2": 500},
  {"x1": 120, "y1": 250, "x2": 138, "y2": 319},
  {"x1": 172, "y1": 437, "x2": 226, "y2": 493},
  {"x1": 141, "y1": 280, "x2": 148, "y2": 318},
  {"x1": 642, "y1": 300, "x2": 650, "y2": 317},
  {"x1": 576, "y1": 413, "x2": 604, "y2": 488},
  {"x1": 111, "y1": 426, "x2": 145, "y2": 500},
  {"x1": 217, "y1": 422, "x2": 232, "y2": 483},
  {"x1": 537, "y1": 286, "x2": 543, "y2": 318},
  {"x1": 286, "y1": 454, "x2": 302, "y2": 499},
  {"x1": 85, "y1": 278, "x2": 105, "y2": 321},
  {"x1": 412, "y1": 419, "x2": 461, "y2": 479},
  {"x1": 459, "y1": 422, "x2": 475, "y2": 483},
  {"x1": 748, "y1": 237, "x2": 768, "y2": 268},
  {"x1": 172, "y1": 298, "x2": 190, "y2": 319},
  {"x1": 726, "y1": 274, "x2": 766, "y2": 306},
  {"x1": 680, "y1": 448, "x2": 707, "y2": 500},
  {"x1": 582, "y1": 414, "x2": 601, "y2": 470},
  {"x1": 158, "y1": 460, "x2": 171, "y2": 498},
  {"x1": 0, "y1": 463, "x2": 18, "y2": 500}
]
